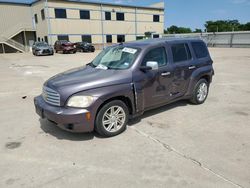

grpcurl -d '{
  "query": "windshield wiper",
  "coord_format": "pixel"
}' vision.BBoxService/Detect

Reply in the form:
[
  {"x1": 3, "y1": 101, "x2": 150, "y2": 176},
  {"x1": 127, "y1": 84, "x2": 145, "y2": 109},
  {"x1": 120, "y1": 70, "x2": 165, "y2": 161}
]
[{"x1": 87, "y1": 62, "x2": 96, "y2": 67}]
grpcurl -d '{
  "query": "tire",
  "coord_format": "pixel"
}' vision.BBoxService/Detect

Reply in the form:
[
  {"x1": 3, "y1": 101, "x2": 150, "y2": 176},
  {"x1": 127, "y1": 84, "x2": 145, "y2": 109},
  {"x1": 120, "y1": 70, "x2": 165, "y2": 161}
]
[
  {"x1": 95, "y1": 100, "x2": 129, "y2": 137},
  {"x1": 190, "y1": 79, "x2": 209, "y2": 104}
]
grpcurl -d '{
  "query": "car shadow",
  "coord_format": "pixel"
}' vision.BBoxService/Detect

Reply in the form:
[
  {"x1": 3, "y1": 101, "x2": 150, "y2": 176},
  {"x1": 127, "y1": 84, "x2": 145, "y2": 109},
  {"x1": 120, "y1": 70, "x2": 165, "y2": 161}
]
[
  {"x1": 39, "y1": 119, "x2": 98, "y2": 141},
  {"x1": 39, "y1": 100, "x2": 189, "y2": 140},
  {"x1": 128, "y1": 100, "x2": 188, "y2": 126}
]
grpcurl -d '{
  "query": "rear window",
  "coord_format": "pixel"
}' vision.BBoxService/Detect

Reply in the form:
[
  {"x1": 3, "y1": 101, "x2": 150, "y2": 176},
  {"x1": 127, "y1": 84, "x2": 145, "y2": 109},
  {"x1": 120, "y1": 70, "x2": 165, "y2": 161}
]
[
  {"x1": 171, "y1": 43, "x2": 191, "y2": 63},
  {"x1": 191, "y1": 42, "x2": 208, "y2": 59}
]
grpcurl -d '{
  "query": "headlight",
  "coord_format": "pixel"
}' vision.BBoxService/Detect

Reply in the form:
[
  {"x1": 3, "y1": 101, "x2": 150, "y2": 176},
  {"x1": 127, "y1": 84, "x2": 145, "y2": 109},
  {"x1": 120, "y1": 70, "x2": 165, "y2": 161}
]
[{"x1": 67, "y1": 96, "x2": 94, "y2": 108}]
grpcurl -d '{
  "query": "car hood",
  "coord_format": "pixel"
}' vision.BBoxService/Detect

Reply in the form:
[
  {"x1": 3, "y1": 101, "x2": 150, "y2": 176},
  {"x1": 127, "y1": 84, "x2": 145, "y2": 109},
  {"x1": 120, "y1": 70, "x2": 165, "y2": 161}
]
[
  {"x1": 45, "y1": 65, "x2": 132, "y2": 100},
  {"x1": 36, "y1": 46, "x2": 52, "y2": 50}
]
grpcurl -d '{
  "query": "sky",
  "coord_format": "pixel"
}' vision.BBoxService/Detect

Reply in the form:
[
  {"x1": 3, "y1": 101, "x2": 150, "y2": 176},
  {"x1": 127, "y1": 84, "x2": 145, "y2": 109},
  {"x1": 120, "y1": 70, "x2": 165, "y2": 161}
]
[{"x1": 1, "y1": 0, "x2": 250, "y2": 30}]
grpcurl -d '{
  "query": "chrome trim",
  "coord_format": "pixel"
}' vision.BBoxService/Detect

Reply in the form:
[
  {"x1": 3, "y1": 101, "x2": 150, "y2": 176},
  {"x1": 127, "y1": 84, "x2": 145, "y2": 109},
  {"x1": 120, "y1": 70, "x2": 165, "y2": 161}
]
[{"x1": 42, "y1": 86, "x2": 60, "y2": 106}]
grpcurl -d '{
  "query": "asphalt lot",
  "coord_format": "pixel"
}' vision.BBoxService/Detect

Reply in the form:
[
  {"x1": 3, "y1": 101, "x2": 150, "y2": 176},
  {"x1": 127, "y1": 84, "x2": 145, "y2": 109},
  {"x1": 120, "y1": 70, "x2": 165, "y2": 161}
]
[{"x1": 0, "y1": 48, "x2": 249, "y2": 188}]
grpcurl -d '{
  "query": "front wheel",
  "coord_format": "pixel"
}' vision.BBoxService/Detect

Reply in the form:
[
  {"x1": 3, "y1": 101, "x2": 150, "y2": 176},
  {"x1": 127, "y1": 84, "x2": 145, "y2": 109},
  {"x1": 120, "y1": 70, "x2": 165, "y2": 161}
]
[
  {"x1": 190, "y1": 79, "x2": 209, "y2": 104},
  {"x1": 95, "y1": 100, "x2": 129, "y2": 137}
]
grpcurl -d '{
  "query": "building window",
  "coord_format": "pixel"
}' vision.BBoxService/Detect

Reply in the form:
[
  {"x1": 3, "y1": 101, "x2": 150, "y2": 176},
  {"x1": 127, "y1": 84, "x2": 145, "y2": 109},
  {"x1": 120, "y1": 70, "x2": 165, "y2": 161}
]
[
  {"x1": 82, "y1": 35, "x2": 92, "y2": 43},
  {"x1": 34, "y1": 14, "x2": 38, "y2": 23},
  {"x1": 106, "y1": 35, "x2": 112, "y2": 43},
  {"x1": 44, "y1": 36, "x2": 48, "y2": 43},
  {"x1": 80, "y1": 10, "x2": 90, "y2": 19},
  {"x1": 41, "y1": 9, "x2": 45, "y2": 20},
  {"x1": 55, "y1": 8, "x2": 67, "y2": 19},
  {"x1": 117, "y1": 35, "x2": 125, "y2": 43},
  {"x1": 57, "y1": 35, "x2": 69, "y2": 41},
  {"x1": 153, "y1": 15, "x2": 160, "y2": 22},
  {"x1": 37, "y1": 37, "x2": 40, "y2": 42},
  {"x1": 105, "y1": 12, "x2": 111, "y2": 20},
  {"x1": 116, "y1": 12, "x2": 124, "y2": 21}
]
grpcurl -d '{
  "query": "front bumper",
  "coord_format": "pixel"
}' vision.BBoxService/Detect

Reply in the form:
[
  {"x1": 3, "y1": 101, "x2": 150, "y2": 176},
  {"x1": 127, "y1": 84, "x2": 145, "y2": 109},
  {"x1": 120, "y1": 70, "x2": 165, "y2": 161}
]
[{"x1": 34, "y1": 95, "x2": 94, "y2": 132}]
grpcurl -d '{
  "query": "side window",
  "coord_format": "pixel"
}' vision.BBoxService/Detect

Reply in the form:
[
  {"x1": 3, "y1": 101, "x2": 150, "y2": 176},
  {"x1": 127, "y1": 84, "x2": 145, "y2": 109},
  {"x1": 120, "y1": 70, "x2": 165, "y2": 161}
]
[
  {"x1": 142, "y1": 47, "x2": 167, "y2": 67},
  {"x1": 171, "y1": 43, "x2": 191, "y2": 63},
  {"x1": 191, "y1": 42, "x2": 208, "y2": 59}
]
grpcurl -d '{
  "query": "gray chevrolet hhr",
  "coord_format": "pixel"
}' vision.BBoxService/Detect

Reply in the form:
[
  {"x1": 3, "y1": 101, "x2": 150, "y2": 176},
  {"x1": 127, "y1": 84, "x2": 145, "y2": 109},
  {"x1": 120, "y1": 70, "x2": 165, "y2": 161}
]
[{"x1": 34, "y1": 38, "x2": 214, "y2": 137}]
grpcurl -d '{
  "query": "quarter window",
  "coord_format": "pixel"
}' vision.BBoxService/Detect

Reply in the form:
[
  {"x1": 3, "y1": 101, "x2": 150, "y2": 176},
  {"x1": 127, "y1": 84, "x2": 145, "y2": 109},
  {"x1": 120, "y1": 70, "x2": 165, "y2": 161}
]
[
  {"x1": 171, "y1": 43, "x2": 192, "y2": 63},
  {"x1": 80, "y1": 10, "x2": 90, "y2": 19},
  {"x1": 142, "y1": 47, "x2": 167, "y2": 67},
  {"x1": 117, "y1": 35, "x2": 125, "y2": 43},
  {"x1": 116, "y1": 12, "x2": 124, "y2": 21},
  {"x1": 82, "y1": 35, "x2": 92, "y2": 43},
  {"x1": 191, "y1": 42, "x2": 208, "y2": 59},
  {"x1": 105, "y1": 12, "x2": 111, "y2": 20},
  {"x1": 153, "y1": 15, "x2": 159, "y2": 22},
  {"x1": 55, "y1": 9, "x2": 67, "y2": 18},
  {"x1": 106, "y1": 35, "x2": 112, "y2": 43}
]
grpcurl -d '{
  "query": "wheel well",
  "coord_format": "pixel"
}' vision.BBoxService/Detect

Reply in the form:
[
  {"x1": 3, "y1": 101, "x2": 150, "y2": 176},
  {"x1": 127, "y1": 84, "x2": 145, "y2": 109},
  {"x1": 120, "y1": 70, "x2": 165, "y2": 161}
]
[
  {"x1": 200, "y1": 75, "x2": 211, "y2": 83},
  {"x1": 96, "y1": 96, "x2": 133, "y2": 116}
]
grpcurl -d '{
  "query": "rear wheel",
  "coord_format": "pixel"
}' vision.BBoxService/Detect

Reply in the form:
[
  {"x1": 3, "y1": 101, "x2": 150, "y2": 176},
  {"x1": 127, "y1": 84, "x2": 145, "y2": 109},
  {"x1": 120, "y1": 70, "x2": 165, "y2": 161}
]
[
  {"x1": 95, "y1": 100, "x2": 129, "y2": 137},
  {"x1": 190, "y1": 79, "x2": 209, "y2": 104}
]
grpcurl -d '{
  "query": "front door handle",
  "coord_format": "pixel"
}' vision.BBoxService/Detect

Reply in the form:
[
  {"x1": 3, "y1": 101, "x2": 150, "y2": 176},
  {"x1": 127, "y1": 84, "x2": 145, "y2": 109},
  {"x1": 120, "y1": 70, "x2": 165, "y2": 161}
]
[
  {"x1": 188, "y1": 65, "x2": 196, "y2": 70},
  {"x1": 161, "y1": 72, "x2": 171, "y2": 76}
]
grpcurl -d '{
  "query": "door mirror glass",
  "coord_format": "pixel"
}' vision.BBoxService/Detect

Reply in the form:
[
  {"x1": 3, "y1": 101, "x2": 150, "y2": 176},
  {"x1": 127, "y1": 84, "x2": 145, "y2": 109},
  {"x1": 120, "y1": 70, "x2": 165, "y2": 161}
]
[{"x1": 146, "y1": 61, "x2": 158, "y2": 70}]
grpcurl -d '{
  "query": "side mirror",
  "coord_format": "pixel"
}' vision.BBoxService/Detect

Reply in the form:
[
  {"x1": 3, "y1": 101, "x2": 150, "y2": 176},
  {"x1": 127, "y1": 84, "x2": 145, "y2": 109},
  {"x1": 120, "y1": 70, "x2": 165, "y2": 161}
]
[{"x1": 146, "y1": 61, "x2": 158, "y2": 70}]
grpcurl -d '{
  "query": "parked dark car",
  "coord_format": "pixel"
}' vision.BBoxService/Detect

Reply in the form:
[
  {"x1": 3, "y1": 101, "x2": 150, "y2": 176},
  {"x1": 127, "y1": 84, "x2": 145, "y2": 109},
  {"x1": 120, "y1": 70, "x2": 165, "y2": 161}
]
[
  {"x1": 75, "y1": 42, "x2": 95, "y2": 52},
  {"x1": 54, "y1": 40, "x2": 77, "y2": 54},
  {"x1": 34, "y1": 38, "x2": 214, "y2": 137},
  {"x1": 32, "y1": 42, "x2": 54, "y2": 56}
]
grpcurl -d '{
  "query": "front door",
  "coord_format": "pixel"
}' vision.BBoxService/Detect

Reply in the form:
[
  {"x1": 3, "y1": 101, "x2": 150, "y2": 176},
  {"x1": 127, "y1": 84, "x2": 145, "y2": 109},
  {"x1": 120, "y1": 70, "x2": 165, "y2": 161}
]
[{"x1": 134, "y1": 46, "x2": 174, "y2": 110}]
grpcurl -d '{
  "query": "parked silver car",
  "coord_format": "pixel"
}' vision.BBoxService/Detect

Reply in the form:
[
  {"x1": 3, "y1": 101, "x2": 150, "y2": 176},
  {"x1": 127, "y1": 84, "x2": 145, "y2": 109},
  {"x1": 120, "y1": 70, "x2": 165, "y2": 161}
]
[{"x1": 32, "y1": 42, "x2": 54, "y2": 56}]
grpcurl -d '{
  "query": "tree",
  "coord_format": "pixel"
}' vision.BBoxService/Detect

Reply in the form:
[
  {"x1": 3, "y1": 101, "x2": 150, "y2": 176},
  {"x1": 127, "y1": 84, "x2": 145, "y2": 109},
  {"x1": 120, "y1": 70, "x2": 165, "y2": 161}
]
[
  {"x1": 204, "y1": 20, "x2": 241, "y2": 32},
  {"x1": 166, "y1": 25, "x2": 192, "y2": 34},
  {"x1": 193, "y1": 28, "x2": 202, "y2": 33}
]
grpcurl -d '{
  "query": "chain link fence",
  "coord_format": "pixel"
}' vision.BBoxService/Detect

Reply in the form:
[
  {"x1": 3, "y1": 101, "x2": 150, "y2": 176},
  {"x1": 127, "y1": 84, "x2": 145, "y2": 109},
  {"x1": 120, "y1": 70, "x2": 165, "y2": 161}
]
[{"x1": 163, "y1": 31, "x2": 250, "y2": 48}]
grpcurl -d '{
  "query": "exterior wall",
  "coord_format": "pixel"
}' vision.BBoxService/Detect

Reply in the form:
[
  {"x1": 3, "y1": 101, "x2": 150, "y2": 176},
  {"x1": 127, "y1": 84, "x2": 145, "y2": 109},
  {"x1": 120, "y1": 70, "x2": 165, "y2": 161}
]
[
  {"x1": 0, "y1": 3, "x2": 33, "y2": 42},
  {"x1": 31, "y1": 0, "x2": 48, "y2": 43},
  {"x1": 47, "y1": 0, "x2": 164, "y2": 44}
]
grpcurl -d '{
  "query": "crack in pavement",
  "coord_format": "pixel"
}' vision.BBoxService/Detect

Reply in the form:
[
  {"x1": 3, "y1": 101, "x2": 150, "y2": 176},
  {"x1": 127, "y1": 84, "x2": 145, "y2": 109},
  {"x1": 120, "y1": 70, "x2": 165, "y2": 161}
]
[{"x1": 130, "y1": 126, "x2": 244, "y2": 188}]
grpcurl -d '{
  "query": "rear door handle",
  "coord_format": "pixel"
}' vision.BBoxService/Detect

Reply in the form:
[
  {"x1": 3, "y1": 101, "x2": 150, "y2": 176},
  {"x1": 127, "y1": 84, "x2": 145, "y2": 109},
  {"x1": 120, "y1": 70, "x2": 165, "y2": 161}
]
[
  {"x1": 188, "y1": 65, "x2": 196, "y2": 70},
  {"x1": 161, "y1": 72, "x2": 171, "y2": 76}
]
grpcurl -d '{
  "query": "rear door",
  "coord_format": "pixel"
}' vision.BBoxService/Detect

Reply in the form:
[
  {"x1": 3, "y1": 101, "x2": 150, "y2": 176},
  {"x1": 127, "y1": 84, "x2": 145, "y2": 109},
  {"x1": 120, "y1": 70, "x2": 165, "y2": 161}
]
[{"x1": 169, "y1": 42, "x2": 195, "y2": 98}]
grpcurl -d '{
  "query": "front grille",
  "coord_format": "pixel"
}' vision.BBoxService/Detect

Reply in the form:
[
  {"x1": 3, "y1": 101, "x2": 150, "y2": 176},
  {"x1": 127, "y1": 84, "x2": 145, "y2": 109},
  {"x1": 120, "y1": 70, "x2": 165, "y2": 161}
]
[
  {"x1": 42, "y1": 86, "x2": 60, "y2": 106},
  {"x1": 43, "y1": 49, "x2": 50, "y2": 53}
]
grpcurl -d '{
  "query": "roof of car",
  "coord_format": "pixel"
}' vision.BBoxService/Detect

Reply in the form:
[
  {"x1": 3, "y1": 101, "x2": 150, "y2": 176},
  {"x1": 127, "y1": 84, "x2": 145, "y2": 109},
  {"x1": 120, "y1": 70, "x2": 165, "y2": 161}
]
[{"x1": 124, "y1": 38, "x2": 205, "y2": 49}]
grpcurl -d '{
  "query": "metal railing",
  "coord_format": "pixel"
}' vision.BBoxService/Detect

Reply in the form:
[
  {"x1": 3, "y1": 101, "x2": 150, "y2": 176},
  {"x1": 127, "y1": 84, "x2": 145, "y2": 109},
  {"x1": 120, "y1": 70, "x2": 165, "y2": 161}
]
[
  {"x1": 1, "y1": 36, "x2": 26, "y2": 52},
  {"x1": 0, "y1": 23, "x2": 34, "y2": 52},
  {"x1": 163, "y1": 31, "x2": 250, "y2": 48}
]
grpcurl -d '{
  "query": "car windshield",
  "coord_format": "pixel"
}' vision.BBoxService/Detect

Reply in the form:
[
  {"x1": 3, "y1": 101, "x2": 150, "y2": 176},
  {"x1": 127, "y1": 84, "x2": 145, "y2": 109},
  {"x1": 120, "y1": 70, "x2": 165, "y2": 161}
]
[
  {"x1": 91, "y1": 45, "x2": 140, "y2": 70},
  {"x1": 36, "y1": 42, "x2": 48, "y2": 47},
  {"x1": 61, "y1": 40, "x2": 71, "y2": 44}
]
